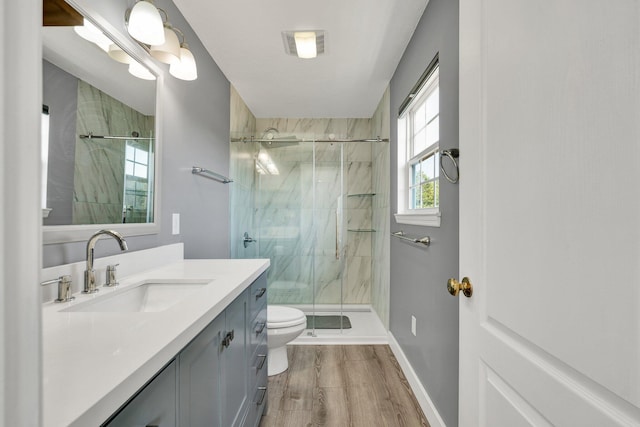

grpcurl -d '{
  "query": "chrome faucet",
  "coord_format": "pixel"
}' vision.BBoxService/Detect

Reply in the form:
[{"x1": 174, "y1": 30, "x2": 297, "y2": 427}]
[{"x1": 83, "y1": 230, "x2": 128, "y2": 294}]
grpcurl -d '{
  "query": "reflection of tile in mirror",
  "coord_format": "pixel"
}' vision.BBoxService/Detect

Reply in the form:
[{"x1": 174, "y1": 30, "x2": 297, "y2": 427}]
[{"x1": 73, "y1": 80, "x2": 155, "y2": 225}]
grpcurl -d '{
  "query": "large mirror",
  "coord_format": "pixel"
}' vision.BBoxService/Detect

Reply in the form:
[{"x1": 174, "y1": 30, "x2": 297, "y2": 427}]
[{"x1": 42, "y1": 1, "x2": 160, "y2": 243}]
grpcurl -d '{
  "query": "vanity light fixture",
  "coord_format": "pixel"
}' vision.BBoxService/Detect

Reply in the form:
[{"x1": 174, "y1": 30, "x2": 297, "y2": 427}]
[
  {"x1": 282, "y1": 30, "x2": 325, "y2": 59},
  {"x1": 169, "y1": 28, "x2": 198, "y2": 81},
  {"x1": 150, "y1": 10, "x2": 181, "y2": 65},
  {"x1": 126, "y1": 0, "x2": 165, "y2": 46},
  {"x1": 74, "y1": 18, "x2": 112, "y2": 52},
  {"x1": 128, "y1": 61, "x2": 156, "y2": 80},
  {"x1": 150, "y1": 24, "x2": 180, "y2": 64},
  {"x1": 107, "y1": 44, "x2": 132, "y2": 64}
]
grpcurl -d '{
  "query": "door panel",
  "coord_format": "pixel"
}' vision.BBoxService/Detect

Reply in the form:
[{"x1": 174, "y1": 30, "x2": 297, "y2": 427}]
[
  {"x1": 179, "y1": 316, "x2": 224, "y2": 427},
  {"x1": 222, "y1": 292, "x2": 248, "y2": 427},
  {"x1": 459, "y1": 0, "x2": 640, "y2": 425}
]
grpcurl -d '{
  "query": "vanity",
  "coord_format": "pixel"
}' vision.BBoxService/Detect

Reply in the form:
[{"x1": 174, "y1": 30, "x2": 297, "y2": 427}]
[
  {"x1": 39, "y1": 2, "x2": 270, "y2": 424},
  {"x1": 42, "y1": 248, "x2": 269, "y2": 427}
]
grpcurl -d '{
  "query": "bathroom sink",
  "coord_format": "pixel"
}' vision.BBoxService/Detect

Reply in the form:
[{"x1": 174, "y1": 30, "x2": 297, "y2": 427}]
[{"x1": 61, "y1": 280, "x2": 212, "y2": 313}]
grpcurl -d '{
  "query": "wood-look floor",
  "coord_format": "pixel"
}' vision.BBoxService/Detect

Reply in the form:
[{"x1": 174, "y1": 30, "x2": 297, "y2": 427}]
[{"x1": 259, "y1": 345, "x2": 430, "y2": 427}]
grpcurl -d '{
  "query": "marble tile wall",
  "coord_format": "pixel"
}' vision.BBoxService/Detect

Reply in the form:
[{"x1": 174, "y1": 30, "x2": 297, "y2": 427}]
[
  {"x1": 230, "y1": 99, "x2": 390, "y2": 310},
  {"x1": 253, "y1": 118, "x2": 377, "y2": 306},
  {"x1": 73, "y1": 80, "x2": 154, "y2": 224},
  {"x1": 371, "y1": 86, "x2": 391, "y2": 328},
  {"x1": 229, "y1": 85, "x2": 257, "y2": 259}
]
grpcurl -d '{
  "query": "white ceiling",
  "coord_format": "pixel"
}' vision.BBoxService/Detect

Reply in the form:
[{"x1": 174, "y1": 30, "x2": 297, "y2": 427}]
[{"x1": 172, "y1": 0, "x2": 428, "y2": 118}]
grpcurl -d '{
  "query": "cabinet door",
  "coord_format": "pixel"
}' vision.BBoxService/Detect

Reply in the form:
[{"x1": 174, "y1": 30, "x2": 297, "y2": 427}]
[
  {"x1": 178, "y1": 315, "x2": 224, "y2": 427},
  {"x1": 104, "y1": 360, "x2": 177, "y2": 427},
  {"x1": 222, "y1": 291, "x2": 248, "y2": 427}
]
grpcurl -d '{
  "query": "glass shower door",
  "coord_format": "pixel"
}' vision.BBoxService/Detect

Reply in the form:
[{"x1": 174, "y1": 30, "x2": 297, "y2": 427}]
[
  {"x1": 232, "y1": 139, "x2": 350, "y2": 335},
  {"x1": 256, "y1": 141, "x2": 316, "y2": 311},
  {"x1": 309, "y1": 141, "x2": 347, "y2": 333},
  {"x1": 229, "y1": 138, "x2": 258, "y2": 259}
]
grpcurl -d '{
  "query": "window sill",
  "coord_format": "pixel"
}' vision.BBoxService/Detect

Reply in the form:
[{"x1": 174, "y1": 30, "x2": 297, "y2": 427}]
[{"x1": 394, "y1": 212, "x2": 441, "y2": 227}]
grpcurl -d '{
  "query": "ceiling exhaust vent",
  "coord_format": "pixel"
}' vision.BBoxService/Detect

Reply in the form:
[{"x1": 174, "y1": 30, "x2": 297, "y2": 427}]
[{"x1": 282, "y1": 30, "x2": 325, "y2": 58}]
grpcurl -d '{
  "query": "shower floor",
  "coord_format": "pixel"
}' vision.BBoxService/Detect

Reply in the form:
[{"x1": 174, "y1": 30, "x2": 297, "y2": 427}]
[
  {"x1": 306, "y1": 315, "x2": 352, "y2": 329},
  {"x1": 289, "y1": 305, "x2": 388, "y2": 345}
]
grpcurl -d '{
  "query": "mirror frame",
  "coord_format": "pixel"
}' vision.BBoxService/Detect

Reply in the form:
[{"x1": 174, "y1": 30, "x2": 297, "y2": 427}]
[{"x1": 43, "y1": 0, "x2": 163, "y2": 244}]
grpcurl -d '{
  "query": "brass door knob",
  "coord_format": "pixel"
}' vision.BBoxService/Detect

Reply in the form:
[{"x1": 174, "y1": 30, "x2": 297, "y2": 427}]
[{"x1": 447, "y1": 277, "x2": 473, "y2": 298}]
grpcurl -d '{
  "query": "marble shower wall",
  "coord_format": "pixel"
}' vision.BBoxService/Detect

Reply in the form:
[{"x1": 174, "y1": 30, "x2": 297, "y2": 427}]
[
  {"x1": 371, "y1": 87, "x2": 391, "y2": 328},
  {"x1": 229, "y1": 85, "x2": 257, "y2": 259},
  {"x1": 73, "y1": 80, "x2": 154, "y2": 224},
  {"x1": 255, "y1": 118, "x2": 377, "y2": 306}
]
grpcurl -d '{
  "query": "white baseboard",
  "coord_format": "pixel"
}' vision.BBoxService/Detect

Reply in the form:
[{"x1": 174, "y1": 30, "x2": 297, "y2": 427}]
[{"x1": 388, "y1": 332, "x2": 447, "y2": 427}]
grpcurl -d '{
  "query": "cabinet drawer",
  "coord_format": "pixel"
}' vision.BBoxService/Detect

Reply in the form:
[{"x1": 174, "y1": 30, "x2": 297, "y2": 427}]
[
  {"x1": 104, "y1": 360, "x2": 177, "y2": 427},
  {"x1": 249, "y1": 306, "x2": 267, "y2": 356},
  {"x1": 249, "y1": 340, "x2": 268, "y2": 391},
  {"x1": 245, "y1": 379, "x2": 268, "y2": 427},
  {"x1": 249, "y1": 273, "x2": 267, "y2": 321}
]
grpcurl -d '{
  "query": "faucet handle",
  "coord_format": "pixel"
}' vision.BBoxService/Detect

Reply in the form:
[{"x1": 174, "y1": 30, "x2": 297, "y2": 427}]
[
  {"x1": 104, "y1": 264, "x2": 120, "y2": 287},
  {"x1": 41, "y1": 275, "x2": 75, "y2": 303}
]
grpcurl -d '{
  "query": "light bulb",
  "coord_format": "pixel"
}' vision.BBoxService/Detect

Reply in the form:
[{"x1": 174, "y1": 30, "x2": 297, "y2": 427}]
[
  {"x1": 107, "y1": 44, "x2": 132, "y2": 64},
  {"x1": 127, "y1": 0, "x2": 165, "y2": 45},
  {"x1": 150, "y1": 25, "x2": 181, "y2": 65},
  {"x1": 294, "y1": 32, "x2": 317, "y2": 59},
  {"x1": 74, "y1": 18, "x2": 111, "y2": 51},
  {"x1": 128, "y1": 61, "x2": 156, "y2": 80},
  {"x1": 169, "y1": 44, "x2": 198, "y2": 81}
]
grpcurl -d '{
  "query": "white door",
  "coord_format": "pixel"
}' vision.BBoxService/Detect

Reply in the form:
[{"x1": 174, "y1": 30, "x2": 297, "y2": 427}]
[{"x1": 459, "y1": 1, "x2": 640, "y2": 425}]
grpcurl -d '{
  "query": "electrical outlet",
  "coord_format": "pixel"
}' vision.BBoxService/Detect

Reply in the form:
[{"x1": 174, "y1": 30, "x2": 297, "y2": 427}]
[
  {"x1": 172, "y1": 213, "x2": 180, "y2": 235},
  {"x1": 411, "y1": 315, "x2": 417, "y2": 336}
]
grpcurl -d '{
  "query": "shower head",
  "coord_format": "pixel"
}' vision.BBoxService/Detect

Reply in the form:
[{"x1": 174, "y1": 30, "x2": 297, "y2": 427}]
[{"x1": 262, "y1": 127, "x2": 280, "y2": 140}]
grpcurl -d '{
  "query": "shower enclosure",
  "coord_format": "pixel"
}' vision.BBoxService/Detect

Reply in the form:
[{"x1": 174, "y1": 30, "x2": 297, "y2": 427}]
[{"x1": 231, "y1": 134, "x2": 388, "y2": 337}]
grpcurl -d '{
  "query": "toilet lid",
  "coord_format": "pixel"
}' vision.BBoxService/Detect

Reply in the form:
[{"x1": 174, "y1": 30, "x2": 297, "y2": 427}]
[{"x1": 267, "y1": 306, "x2": 306, "y2": 328}]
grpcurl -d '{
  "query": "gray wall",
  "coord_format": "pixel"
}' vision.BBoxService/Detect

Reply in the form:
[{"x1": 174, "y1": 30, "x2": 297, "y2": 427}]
[
  {"x1": 42, "y1": 0, "x2": 231, "y2": 267},
  {"x1": 389, "y1": 0, "x2": 459, "y2": 425},
  {"x1": 43, "y1": 60, "x2": 77, "y2": 226}
]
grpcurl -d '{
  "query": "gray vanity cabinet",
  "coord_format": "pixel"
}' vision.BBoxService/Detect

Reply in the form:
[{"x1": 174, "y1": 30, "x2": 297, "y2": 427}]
[
  {"x1": 103, "y1": 273, "x2": 268, "y2": 427},
  {"x1": 221, "y1": 291, "x2": 249, "y2": 427},
  {"x1": 104, "y1": 360, "x2": 177, "y2": 427},
  {"x1": 178, "y1": 314, "x2": 225, "y2": 426},
  {"x1": 178, "y1": 289, "x2": 248, "y2": 427},
  {"x1": 245, "y1": 273, "x2": 268, "y2": 427}
]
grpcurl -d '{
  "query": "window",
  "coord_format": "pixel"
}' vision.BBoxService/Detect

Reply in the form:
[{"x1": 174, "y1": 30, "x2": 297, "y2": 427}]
[
  {"x1": 123, "y1": 141, "x2": 153, "y2": 223},
  {"x1": 42, "y1": 106, "x2": 50, "y2": 211},
  {"x1": 396, "y1": 59, "x2": 441, "y2": 227},
  {"x1": 125, "y1": 143, "x2": 149, "y2": 178}
]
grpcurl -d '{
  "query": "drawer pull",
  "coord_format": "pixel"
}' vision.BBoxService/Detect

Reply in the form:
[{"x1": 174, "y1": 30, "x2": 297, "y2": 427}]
[
  {"x1": 255, "y1": 287, "x2": 266, "y2": 299},
  {"x1": 255, "y1": 386, "x2": 267, "y2": 405},
  {"x1": 255, "y1": 322, "x2": 266, "y2": 335},
  {"x1": 222, "y1": 329, "x2": 235, "y2": 349},
  {"x1": 256, "y1": 354, "x2": 267, "y2": 371}
]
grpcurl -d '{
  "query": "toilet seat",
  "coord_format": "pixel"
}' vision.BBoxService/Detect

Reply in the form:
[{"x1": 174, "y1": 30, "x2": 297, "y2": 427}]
[{"x1": 267, "y1": 306, "x2": 306, "y2": 329}]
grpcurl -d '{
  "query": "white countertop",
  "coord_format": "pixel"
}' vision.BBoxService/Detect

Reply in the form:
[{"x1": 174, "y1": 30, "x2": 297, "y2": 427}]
[{"x1": 42, "y1": 258, "x2": 270, "y2": 427}]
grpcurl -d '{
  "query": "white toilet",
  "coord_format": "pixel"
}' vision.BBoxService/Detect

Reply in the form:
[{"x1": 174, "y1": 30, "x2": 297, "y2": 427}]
[{"x1": 266, "y1": 305, "x2": 306, "y2": 376}]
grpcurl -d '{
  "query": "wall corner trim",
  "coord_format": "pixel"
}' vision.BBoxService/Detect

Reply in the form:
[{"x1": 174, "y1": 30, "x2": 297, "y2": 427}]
[{"x1": 388, "y1": 332, "x2": 448, "y2": 427}]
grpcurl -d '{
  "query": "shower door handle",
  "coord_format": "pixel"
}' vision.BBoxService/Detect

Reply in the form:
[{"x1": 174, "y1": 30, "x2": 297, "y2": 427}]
[{"x1": 335, "y1": 209, "x2": 340, "y2": 260}]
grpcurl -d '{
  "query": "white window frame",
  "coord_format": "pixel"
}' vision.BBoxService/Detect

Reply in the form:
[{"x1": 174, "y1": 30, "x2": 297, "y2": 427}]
[{"x1": 396, "y1": 64, "x2": 441, "y2": 227}]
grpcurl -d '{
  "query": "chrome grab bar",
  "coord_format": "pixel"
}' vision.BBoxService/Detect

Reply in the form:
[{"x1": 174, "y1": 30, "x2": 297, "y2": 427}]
[
  {"x1": 192, "y1": 166, "x2": 233, "y2": 184},
  {"x1": 391, "y1": 231, "x2": 431, "y2": 246}
]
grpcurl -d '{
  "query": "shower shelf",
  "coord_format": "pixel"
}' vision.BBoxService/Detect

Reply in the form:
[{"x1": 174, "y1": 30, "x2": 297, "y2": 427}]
[
  {"x1": 347, "y1": 229, "x2": 376, "y2": 232},
  {"x1": 347, "y1": 193, "x2": 376, "y2": 197}
]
